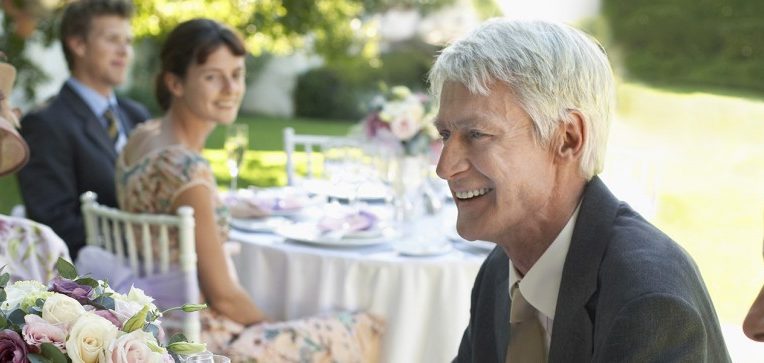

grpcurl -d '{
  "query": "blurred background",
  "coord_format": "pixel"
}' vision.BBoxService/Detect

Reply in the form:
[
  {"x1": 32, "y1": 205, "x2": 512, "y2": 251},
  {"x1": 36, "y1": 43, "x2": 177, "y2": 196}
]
[{"x1": 2, "y1": 0, "x2": 763, "y2": 360}]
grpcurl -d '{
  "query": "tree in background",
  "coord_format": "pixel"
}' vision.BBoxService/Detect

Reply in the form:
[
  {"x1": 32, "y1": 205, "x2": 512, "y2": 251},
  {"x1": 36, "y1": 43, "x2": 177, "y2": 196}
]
[{"x1": 603, "y1": 0, "x2": 764, "y2": 94}]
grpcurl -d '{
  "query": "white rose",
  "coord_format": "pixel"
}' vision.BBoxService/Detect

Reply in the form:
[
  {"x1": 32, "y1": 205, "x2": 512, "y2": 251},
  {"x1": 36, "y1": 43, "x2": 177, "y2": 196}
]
[
  {"x1": 2, "y1": 280, "x2": 48, "y2": 311},
  {"x1": 66, "y1": 312, "x2": 118, "y2": 363},
  {"x1": 108, "y1": 330, "x2": 165, "y2": 363},
  {"x1": 42, "y1": 293, "x2": 86, "y2": 326}
]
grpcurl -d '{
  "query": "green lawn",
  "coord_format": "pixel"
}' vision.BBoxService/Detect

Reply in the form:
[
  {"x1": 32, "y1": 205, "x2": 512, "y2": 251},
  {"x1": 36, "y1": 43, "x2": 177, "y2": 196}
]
[{"x1": 1, "y1": 85, "x2": 762, "y2": 330}]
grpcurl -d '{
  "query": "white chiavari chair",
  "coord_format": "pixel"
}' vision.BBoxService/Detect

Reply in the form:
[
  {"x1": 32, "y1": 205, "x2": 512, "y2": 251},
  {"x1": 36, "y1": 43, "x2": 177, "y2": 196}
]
[{"x1": 79, "y1": 191, "x2": 200, "y2": 342}]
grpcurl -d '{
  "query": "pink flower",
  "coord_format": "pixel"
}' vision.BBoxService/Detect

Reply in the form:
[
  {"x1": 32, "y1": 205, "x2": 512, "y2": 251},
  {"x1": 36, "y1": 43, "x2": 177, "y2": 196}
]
[
  {"x1": 390, "y1": 116, "x2": 419, "y2": 140},
  {"x1": 108, "y1": 330, "x2": 166, "y2": 363},
  {"x1": 92, "y1": 309, "x2": 122, "y2": 329},
  {"x1": 21, "y1": 315, "x2": 67, "y2": 353}
]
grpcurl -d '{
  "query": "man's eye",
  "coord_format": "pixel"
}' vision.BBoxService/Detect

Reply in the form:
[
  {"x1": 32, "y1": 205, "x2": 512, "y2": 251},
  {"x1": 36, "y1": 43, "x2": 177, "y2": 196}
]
[
  {"x1": 469, "y1": 130, "x2": 485, "y2": 139},
  {"x1": 439, "y1": 131, "x2": 450, "y2": 140}
]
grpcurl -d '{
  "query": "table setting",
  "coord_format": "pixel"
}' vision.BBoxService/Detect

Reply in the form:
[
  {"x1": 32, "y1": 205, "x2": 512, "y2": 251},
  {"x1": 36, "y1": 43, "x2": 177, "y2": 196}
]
[
  {"x1": 221, "y1": 86, "x2": 495, "y2": 362},
  {"x1": 225, "y1": 180, "x2": 492, "y2": 363}
]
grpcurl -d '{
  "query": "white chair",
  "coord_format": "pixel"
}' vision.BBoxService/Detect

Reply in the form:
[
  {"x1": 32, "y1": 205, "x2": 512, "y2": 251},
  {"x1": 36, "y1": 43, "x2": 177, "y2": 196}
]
[
  {"x1": 79, "y1": 191, "x2": 200, "y2": 342},
  {"x1": 283, "y1": 127, "x2": 356, "y2": 186}
]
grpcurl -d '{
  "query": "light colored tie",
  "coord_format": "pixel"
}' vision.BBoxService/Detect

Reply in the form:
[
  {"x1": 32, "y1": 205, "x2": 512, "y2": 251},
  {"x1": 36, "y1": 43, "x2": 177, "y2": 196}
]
[
  {"x1": 506, "y1": 282, "x2": 546, "y2": 363},
  {"x1": 103, "y1": 107, "x2": 120, "y2": 144}
]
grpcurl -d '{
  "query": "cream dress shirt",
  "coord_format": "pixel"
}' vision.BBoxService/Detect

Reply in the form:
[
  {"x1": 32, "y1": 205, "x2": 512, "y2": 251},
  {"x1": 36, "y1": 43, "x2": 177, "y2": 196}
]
[{"x1": 508, "y1": 203, "x2": 581, "y2": 354}]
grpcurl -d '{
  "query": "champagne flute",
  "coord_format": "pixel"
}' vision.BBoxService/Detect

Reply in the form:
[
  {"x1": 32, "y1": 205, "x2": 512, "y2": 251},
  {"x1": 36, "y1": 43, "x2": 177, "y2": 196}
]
[{"x1": 225, "y1": 124, "x2": 248, "y2": 191}]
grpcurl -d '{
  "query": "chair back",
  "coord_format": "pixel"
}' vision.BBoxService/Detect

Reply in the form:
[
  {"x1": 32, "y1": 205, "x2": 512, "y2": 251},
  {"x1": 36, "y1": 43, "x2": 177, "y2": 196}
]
[
  {"x1": 283, "y1": 127, "x2": 353, "y2": 186},
  {"x1": 79, "y1": 191, "x2": 200, "y2": 342}
]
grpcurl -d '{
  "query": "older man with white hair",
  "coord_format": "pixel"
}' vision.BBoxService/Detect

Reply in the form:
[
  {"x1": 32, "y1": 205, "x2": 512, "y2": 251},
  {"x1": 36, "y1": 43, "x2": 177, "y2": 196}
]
[{"x1": 430, "y1": 18, "x2": 730, "y2": 362}]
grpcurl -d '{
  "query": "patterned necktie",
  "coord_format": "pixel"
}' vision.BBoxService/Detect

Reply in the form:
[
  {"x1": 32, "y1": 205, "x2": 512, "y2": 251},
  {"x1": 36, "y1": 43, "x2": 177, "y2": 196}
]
[
  {"x1": 103, "y1": 107, "x2": 120, "y2": 144},
  {"x1": 506, "y1": 282, "x2": 546, "y2": 363}
]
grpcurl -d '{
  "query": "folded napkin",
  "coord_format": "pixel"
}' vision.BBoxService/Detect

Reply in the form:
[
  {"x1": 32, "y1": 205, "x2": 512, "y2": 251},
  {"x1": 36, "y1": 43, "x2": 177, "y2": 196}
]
[
  {"x1": 317, "y1": 210, "x2": 377, "y2": 234},
  {"x1": 224, "y1": 188, "x2": 311, "y2": 218}
]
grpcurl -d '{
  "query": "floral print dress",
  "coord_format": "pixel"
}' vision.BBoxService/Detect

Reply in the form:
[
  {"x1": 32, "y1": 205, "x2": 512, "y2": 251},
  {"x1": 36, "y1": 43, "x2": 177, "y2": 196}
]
[{"x1": 115, "y1": 139, "x2": 384, "y2": 363}]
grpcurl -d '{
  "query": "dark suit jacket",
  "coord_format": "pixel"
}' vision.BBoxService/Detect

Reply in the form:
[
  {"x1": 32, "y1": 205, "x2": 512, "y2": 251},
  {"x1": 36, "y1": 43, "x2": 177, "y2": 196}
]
[
  {"x1": 17, "y1": 82, "x2": 150, "y2": 260},
  {"x1": 454, "y1": 177, "x2": 730, "y2": 362}
]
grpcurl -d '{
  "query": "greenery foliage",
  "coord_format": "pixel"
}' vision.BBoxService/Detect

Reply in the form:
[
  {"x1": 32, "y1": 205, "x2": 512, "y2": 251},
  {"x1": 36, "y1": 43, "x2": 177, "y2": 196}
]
[
  {"x1": 602, "y1": 0, "x2": 764, "y2": 93},
  {"x1": 295, "y1": 39, "x2": 438, "y2": 121}
]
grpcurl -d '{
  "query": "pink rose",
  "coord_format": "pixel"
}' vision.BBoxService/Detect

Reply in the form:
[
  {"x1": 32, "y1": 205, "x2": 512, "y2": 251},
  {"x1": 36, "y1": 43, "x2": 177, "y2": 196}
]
[
  {"x1": 390, "y1": 116, "x2": 419, "y2": 140},
  {"x1": 92, "y1": 310, "x2": 122, "y2": 329},
  {"x1": 22, "y1": 315, "x2": 67, "y2": 353},
  {"x1": 109, "y1": 330, "x2": 166, "y2": 363}
]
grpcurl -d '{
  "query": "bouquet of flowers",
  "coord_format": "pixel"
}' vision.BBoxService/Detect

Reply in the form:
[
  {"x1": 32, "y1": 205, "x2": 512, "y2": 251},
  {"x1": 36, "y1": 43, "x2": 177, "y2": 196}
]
[
  {"x1": 359, "y1": 86, "x2": 440, "y2": 157},
  {"x1": 0, "y1": 259, "x2": 206, "y2": 363}
]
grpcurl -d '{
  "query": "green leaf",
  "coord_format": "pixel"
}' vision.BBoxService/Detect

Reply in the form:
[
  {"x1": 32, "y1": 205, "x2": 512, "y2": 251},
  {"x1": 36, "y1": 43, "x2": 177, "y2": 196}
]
[
  {"x1": 55, "y1": 258, "x2": 77, "y2": 280},
  {"x1": 8, "y1": 309, "x2": 26, "y2": 325},
  {"x1": 168, "y1": 333, "x2": 188, "y2": 344},
  {"x1": 0, "y1": 289, "x2": 6, "y2": 303},
  {"x1": 92, "y1": 295, "x2": 115, "y2": 310},
  {"x1": 40, "y1": 342, "x2": 68, "y2": 363},
  {"x1": 0, "y1": 272, "x2": 10, "y2": 288},
  {"x1": 122, "y1": 305, "x2": 150, "y2": 333},
  {"x1": 27, "y1": 353, "x2": 51, "y2": 363},
  {"x1": 74, "y1": 277, "x2": 99, "y2": 288},
  {"x1": 166, "y1": 341, "x2": 206, "y2": 355},
  {"x1": 0, "y1": 314, "x2": 8, "y2": 329}
]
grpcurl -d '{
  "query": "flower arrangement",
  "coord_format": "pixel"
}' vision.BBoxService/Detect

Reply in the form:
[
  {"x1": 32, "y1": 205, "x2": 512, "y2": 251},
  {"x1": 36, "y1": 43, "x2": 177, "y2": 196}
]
[
  {"x1": 359, "y1": 86, "x2": 440, "y2": 157},
  {"x1": 0, "y1": 259, "x2": 206, "y2": 363}
]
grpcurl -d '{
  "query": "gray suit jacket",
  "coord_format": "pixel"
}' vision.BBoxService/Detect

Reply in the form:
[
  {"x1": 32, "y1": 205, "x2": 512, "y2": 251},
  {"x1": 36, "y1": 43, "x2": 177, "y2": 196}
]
[
  {"x1": 454, "y1": 177, "x2": 730, "y2": 362},
  {"x1": 17, "y1": 83, "x2": 149, "y2": 260}
]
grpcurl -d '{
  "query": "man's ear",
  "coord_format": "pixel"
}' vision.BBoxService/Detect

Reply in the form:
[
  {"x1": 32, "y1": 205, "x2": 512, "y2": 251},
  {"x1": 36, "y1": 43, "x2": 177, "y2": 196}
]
[
  {"x1": 556, "y1": 110, "x2": 586, "y2": 162},
  {"x1": 66, "y1": 36, "x2": 87, "y2": 59}
]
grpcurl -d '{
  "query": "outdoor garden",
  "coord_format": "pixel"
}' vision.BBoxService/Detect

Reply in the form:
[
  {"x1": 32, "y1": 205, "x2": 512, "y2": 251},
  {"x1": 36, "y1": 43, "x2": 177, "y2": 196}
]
[{"x1": 1, "y1": 0, "x2": 764, "y2": 358}]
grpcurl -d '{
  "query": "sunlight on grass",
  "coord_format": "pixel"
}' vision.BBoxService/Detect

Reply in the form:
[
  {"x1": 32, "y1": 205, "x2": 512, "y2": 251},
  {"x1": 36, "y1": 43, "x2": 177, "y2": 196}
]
[{"x1": 608, "y1": 82, "x2": 764, "y2": 326}]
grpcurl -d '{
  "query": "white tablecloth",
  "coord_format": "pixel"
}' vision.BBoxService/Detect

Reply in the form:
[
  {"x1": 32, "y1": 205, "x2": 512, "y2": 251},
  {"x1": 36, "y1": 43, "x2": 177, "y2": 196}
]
[{"x1": 229, "y1": 214, "x2": 489, "y2": 363}]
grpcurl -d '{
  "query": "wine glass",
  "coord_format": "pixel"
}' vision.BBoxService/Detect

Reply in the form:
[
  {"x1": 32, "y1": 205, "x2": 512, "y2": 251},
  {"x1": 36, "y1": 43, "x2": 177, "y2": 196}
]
[
  {"x1": 184, "y1": 351, "x2": 231, "y2": 363},
  {"x1": 225, "y1": 123, "x2": 249, "y2": 191}
]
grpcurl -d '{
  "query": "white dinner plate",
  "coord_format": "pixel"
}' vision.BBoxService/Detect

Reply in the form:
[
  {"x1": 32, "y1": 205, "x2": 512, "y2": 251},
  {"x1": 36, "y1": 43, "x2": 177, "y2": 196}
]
[
  {"x1": 447, "y1": 230, "x2": 496, "y2": 251},
  {"x1": 275, "y1": 222, "x2": 394, "y2": 247},
  {"x1": 230, "y1": 217, "x2": 291, "y2": 233},
  {"x1": 395, "y1": 242, "x2": 453, "y2": 257}
]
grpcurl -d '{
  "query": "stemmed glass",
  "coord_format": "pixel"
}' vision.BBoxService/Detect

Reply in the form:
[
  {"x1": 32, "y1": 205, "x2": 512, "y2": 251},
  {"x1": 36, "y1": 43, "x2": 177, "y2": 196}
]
[{"x1": 225, "y1": 123, "x2": 249, "y2": 191}]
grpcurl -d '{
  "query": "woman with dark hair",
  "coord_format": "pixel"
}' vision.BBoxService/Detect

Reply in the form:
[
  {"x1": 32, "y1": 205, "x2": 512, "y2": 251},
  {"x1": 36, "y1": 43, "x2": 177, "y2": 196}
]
[{"x1": 116, "y1": 18, "x2": 383, "y2": 361}]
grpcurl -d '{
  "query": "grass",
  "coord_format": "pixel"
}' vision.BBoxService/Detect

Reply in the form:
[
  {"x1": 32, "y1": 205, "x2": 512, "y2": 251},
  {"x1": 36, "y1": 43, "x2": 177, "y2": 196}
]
[{"x1": 1, "y1": 84, "x2": 762, "y2": 330}]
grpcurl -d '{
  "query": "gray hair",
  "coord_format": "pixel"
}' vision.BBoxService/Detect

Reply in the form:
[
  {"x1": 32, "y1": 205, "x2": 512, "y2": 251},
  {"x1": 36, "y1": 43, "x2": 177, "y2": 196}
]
[{"x1": 428, "y1": 18, "x2": 615, "y2": 179}]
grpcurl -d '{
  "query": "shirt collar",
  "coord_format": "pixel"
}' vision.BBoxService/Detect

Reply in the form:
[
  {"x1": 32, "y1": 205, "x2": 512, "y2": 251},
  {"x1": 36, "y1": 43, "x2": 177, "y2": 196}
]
[
  {"x1": 509, "y1": 202, "x2": 582, "y2": 319},
  {"x1": 67, "y1": 78, "x2": 117, "y2": 117}
]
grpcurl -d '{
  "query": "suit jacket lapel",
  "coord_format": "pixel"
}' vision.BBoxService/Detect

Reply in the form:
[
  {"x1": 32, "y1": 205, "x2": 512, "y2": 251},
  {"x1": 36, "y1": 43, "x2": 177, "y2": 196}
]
[
  {"x1": 495, "y1": 272, "x2": 509, "y2": 362},
  {"x1": 60, "y1": 83, "x2": 117, "y2": 160},
  {"x1": 548, "y1": 176, "x2": 620, "y2": 361}
]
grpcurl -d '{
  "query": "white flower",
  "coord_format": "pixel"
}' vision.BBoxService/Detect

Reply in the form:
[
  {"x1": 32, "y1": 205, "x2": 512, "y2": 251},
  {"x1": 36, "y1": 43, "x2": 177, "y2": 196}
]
[
  {"x1": 42, "y1": 293, "x2": 86, "y2": 326},
  {"x1": 125, "y1": 286, "x2": 156, "y2": 308},
  {"x1": 66, "y1": 312, "x2": 118, "y2": 363},
  {"x1": 111, "y1": 286, "x2": 157, "y2": 325},
  {"x1": 1, "y1": 280, "x2": 47, "y2": 311}
]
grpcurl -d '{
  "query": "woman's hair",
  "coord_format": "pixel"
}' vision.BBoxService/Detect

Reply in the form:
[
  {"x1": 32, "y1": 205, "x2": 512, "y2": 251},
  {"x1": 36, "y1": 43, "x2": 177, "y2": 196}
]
[
  {"x1": 155, "y1": 18, "x2": 246, "y2": 111},
  {"x1": 428, "y1": 19, "x2": 615, "y2": 180}
]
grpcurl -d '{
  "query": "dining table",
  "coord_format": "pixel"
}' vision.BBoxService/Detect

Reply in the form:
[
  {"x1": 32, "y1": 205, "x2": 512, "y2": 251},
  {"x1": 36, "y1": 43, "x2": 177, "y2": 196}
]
[{"x1": 227, "y1": 195, "x2": 492, "y2": 363}]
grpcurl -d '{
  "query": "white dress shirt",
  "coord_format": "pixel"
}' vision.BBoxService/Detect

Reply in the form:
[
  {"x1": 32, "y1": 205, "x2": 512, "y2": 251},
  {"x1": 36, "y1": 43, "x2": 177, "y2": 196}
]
[{"x1": 509, "y1": 203, "x2": 581, "y2": 353}]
